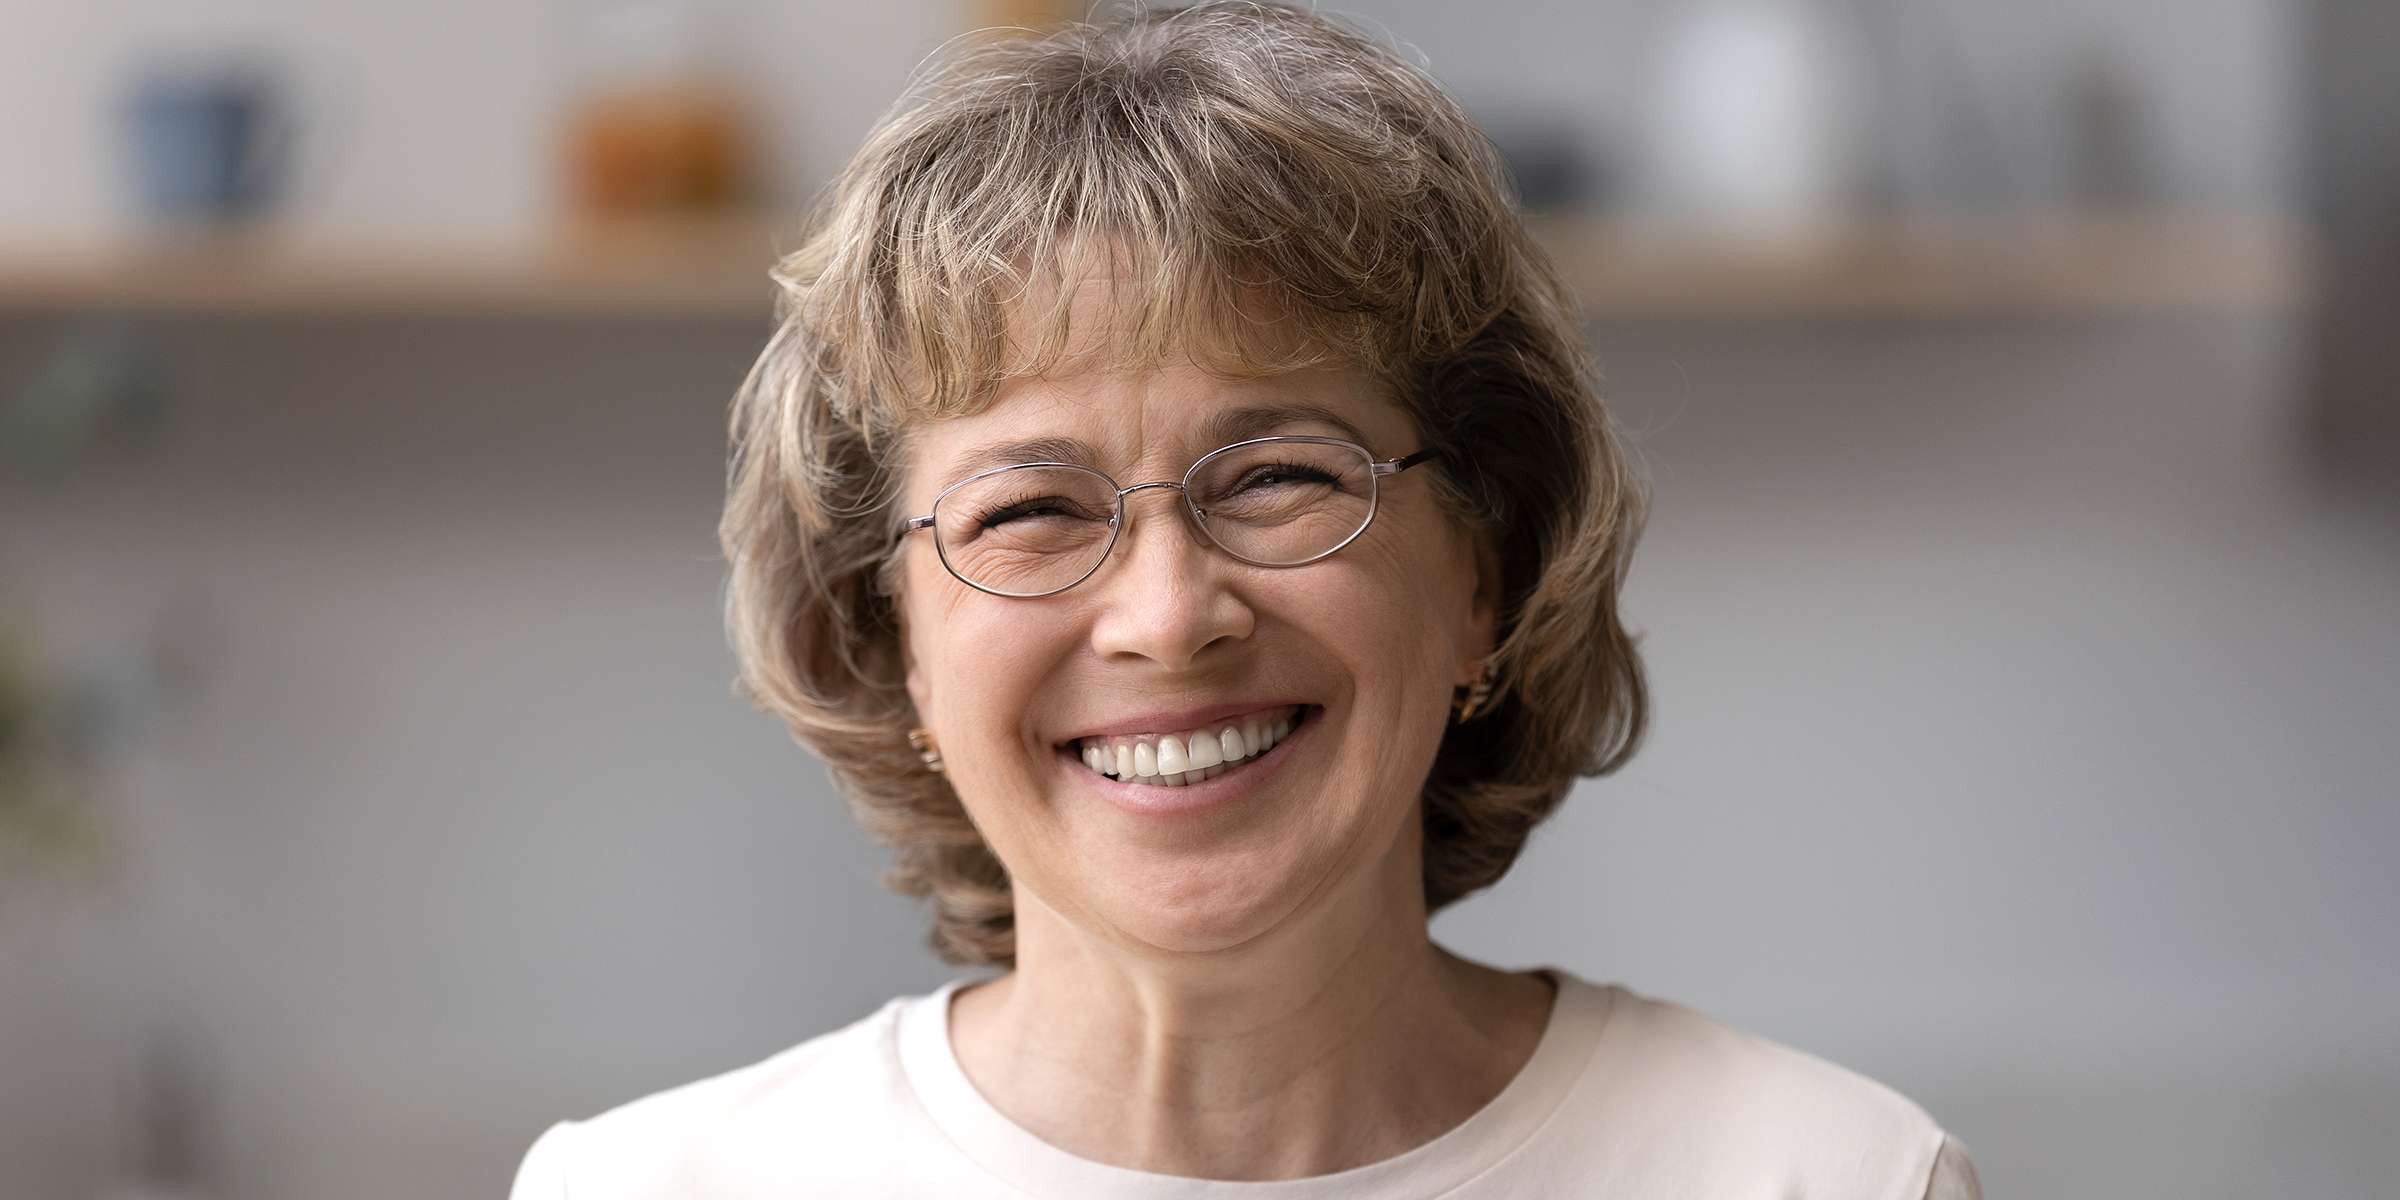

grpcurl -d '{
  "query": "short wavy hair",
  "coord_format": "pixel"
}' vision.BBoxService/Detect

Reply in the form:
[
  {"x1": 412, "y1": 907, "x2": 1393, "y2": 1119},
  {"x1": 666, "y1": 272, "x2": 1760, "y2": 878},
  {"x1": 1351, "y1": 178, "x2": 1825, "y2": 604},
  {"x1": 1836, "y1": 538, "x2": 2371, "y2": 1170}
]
[{"x1": 722, "y1": 1, "x2": 1645, "y2": 967}]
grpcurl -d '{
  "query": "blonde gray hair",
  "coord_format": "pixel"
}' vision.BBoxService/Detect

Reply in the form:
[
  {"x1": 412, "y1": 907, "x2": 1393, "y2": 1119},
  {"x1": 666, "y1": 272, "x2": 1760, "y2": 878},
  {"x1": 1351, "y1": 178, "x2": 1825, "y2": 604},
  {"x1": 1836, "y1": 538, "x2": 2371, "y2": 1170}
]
[{"x1": 722, "y1": 1, "x2": 1645, "y2": 966}]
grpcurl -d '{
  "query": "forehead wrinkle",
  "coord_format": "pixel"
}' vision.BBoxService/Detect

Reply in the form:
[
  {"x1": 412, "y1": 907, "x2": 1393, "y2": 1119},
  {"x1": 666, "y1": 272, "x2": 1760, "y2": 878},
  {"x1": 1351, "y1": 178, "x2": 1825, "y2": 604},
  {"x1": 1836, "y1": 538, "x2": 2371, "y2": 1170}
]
[
  {"x1": 1200, "y1": 402, "x2": 1373, "y2": 449},
  {"x1": 920, "y1": 374, "x2": 1383, "y2": 501},
  {"x1": 944, "y1": 434, "x2": 1099, "y2": 482}
]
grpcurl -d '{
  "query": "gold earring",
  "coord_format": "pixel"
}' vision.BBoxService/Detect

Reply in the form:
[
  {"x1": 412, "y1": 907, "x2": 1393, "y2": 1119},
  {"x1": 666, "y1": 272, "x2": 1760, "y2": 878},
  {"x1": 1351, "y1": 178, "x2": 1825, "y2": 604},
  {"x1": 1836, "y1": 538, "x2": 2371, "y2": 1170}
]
[
  {"x1": 1452, "y1": 661, "x2": 1497, "y2": 723},
  {"x1": 907, "y1": 728, "x2": 946, "y2": 775}
]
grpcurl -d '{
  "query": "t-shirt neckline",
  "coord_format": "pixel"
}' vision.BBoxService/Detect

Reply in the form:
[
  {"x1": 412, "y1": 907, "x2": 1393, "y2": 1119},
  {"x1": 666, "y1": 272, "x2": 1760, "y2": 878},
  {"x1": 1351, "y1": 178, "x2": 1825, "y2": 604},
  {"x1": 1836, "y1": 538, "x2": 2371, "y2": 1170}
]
[{"x1": 895, "y1": 970, "x2": 1615, "y2": 1199}]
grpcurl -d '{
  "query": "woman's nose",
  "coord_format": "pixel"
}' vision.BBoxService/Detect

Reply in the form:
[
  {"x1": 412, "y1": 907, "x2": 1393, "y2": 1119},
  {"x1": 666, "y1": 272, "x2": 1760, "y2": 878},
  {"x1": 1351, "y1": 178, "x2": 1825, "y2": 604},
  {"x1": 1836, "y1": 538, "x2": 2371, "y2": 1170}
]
[{"x1": 1086, "y1": 487, "x2": 1253, "y2": 669}]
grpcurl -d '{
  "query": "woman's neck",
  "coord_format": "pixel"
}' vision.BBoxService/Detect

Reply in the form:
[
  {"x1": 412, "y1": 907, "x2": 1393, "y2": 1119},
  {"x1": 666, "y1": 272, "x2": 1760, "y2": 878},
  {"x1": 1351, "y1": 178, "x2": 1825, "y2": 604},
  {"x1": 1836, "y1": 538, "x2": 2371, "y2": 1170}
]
[{"x1": 945, "y1": 860, "x2": 1554, "y2": 1181}]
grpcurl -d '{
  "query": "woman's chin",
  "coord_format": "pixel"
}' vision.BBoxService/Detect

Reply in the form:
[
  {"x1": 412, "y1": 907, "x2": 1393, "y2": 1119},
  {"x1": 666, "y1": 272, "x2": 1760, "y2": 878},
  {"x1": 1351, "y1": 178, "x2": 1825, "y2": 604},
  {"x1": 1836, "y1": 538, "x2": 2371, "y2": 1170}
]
[
  {"x1": 1096, "y1": 898, "x2": 1310, "y2": 958},
  {"x1": 1039, "y1": 835, "x2": 1371, "y2": 960}
]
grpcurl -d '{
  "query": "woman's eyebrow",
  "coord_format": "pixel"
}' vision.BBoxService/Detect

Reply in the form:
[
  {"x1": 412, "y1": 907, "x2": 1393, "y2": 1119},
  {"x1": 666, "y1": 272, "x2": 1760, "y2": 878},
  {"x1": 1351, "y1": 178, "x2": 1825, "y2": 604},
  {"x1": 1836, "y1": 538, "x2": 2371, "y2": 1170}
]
[
  {"x1": 1202, "y1": 404, "x2": 1372, "y2": 447},
  {"x1": 950, "y1": 435, "x2": 1095, "y2": 476},
  {"x1": 944, "y1": 406, "x2": 1369, "y2": 482}
]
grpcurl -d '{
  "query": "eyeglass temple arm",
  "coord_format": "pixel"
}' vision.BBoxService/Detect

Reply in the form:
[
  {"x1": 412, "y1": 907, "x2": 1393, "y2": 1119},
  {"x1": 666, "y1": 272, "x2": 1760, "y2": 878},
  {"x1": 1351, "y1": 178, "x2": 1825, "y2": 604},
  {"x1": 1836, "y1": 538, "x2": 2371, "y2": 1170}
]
[{"x1": 905, "y1": 515, "x2": 936, "y2": 532}]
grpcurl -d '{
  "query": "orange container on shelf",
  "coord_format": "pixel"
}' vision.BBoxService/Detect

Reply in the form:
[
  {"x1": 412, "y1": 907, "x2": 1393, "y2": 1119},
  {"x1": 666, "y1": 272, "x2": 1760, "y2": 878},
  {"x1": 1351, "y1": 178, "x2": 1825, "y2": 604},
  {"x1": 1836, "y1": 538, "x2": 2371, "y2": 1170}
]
[
  {"x1": 967, "y1": 0, "x2": 1088, "y2": 30},
  {"x1": 565, "y1": 82, "x2": 748, "y2": 215}
]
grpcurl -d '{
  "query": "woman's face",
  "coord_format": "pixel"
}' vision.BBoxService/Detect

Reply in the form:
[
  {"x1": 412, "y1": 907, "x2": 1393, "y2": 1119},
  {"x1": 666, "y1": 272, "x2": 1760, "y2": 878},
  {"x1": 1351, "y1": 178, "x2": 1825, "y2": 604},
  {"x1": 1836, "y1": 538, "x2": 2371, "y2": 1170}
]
[{"x1": 897, "y1": 355, "x2": 1496, "y2": 958}]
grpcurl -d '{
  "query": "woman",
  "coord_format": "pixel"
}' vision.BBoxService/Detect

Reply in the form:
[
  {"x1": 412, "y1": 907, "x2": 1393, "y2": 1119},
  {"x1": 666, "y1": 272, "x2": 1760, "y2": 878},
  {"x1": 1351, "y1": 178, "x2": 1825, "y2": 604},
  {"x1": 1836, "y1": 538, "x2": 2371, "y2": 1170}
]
[{"x1": 515, "y1": 5, "x2": 1981, "y2": 1196}]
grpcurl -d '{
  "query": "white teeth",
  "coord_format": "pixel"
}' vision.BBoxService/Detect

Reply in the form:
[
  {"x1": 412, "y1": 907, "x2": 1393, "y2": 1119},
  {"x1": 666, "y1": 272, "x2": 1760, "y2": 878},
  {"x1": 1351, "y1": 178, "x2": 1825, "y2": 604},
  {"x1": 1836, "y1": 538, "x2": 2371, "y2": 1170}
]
[
  {"x1": 1075, "y1": 707, "x2": 1300, "y2": 786},
  {"x1": 1188, "y1": 730, "x2": 1224, "y2": 770}
]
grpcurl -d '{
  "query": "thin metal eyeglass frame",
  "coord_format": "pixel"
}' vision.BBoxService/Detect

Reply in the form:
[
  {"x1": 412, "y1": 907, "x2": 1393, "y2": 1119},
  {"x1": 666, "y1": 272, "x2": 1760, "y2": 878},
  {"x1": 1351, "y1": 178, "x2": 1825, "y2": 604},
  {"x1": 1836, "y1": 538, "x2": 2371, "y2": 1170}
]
[{"x1": 903, "y1": 436, "x2": 1441, "y2": 599}]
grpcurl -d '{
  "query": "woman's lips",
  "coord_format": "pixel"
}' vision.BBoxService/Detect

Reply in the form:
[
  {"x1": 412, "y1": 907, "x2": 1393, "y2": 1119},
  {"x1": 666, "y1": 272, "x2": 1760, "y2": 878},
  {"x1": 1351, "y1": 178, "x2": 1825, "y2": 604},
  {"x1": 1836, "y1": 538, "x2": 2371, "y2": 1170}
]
[{"x1": 1069, "y1": 704, "x2": 1301, "y2": 788}]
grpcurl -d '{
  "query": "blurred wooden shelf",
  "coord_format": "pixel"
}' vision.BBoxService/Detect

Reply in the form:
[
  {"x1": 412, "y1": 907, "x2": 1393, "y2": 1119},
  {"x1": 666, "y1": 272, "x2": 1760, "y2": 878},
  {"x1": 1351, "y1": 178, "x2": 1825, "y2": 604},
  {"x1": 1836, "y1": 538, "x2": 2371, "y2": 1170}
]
[
  {"x1": 0, "y1": 216, "x2": 797, "y2": 319},
  {"x1": 0, "y1": 209, "x2": 2310, "y2": 321}
]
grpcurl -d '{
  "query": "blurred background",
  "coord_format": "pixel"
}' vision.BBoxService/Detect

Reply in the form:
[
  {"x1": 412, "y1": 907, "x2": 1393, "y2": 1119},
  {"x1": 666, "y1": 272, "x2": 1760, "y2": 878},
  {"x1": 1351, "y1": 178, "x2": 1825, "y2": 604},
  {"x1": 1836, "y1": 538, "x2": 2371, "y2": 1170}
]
[{"x1": 0, "y1": 0, "x2": 2393, "y2": 1197}]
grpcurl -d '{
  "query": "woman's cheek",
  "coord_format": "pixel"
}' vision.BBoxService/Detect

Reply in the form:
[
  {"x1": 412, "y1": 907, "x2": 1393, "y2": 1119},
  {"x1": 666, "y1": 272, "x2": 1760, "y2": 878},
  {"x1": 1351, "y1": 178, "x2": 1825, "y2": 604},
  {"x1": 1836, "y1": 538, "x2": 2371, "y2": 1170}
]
[{"x1": 942, "y1": 605, "x2": 1067, "y2": 791}]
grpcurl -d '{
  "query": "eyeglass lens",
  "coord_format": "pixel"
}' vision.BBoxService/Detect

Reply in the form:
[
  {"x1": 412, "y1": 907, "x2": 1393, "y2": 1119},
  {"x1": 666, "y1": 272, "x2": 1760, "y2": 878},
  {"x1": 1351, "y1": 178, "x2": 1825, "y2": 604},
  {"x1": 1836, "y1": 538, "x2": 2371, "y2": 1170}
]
[{"x1": 929, "y1": 438, "x2": 1381, "y2": 596}]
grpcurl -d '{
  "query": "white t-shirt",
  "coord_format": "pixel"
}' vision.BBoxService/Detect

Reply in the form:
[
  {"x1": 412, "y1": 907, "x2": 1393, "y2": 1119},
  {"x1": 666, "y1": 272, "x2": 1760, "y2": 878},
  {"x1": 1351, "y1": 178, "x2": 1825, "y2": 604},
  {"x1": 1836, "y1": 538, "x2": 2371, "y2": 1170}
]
[{"x1": 512, "y1": 974, "x2": 1981, "y2": 1199}]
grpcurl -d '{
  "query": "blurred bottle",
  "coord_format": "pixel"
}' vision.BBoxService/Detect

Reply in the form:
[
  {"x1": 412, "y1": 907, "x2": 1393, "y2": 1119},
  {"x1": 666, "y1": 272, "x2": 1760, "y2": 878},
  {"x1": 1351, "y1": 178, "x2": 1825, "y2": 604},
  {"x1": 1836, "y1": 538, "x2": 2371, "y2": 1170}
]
[
  {"x1": 1485, "y1": 110, "x2": 1605, "y2": 212},
  {"x1": 563, "y1": 0, "x2": 751, "y2": 217},
  {"x1": 122, "y1": 57, "x2": 290, "y2": 226},
  {"x1": 2066, "y1": 51, "x2": 2155, "y2": 208},
  {"x1": 1637, "y1": 0, "x2": 1858, "y2": 223}
]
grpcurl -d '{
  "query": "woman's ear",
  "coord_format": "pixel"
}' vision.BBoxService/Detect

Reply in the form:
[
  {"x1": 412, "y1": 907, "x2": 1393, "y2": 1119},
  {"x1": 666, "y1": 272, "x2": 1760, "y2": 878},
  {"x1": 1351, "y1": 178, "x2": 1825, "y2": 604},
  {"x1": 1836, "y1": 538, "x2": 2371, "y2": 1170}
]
[
  {"x1": 900, "y1": 609, "x2": 935, "y2": 732},
  {"x1": 1461, "y1": 530, "x2": 1503, "y2": 686}
]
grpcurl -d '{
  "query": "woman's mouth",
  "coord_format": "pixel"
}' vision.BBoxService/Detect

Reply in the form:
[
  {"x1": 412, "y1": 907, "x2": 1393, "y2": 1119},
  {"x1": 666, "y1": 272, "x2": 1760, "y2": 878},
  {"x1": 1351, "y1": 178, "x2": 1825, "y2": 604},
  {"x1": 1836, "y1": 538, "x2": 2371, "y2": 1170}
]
[{"x1": 1070, "y1": 705, "x2": 1300, "y2": 787}]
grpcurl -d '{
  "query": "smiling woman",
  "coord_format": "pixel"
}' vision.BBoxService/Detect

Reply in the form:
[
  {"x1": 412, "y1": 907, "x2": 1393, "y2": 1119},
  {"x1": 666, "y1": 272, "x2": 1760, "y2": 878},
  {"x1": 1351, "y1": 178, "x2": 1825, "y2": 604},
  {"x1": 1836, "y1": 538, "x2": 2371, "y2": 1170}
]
[{"x1": 511, "y1": 4, "x2": 1980, "y2": 1197}]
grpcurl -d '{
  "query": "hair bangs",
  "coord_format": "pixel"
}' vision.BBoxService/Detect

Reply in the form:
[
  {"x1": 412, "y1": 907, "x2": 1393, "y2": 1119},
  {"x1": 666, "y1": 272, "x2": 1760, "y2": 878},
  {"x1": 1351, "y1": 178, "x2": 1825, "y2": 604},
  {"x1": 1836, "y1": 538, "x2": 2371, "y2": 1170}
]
[{"x1": 784, "y1": 10, "x2": 1496, "y2": 433}]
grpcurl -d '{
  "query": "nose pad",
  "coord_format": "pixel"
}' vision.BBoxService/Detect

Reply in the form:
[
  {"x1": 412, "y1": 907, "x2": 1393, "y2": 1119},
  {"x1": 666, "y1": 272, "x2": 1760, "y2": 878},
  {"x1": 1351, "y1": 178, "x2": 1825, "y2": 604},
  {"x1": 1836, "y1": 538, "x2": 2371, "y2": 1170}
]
[
  {"x1": 1113, "y1": 480, "x2": 1209, "y2": 549},
  {"x1": 1104, "y1": 482, "x2": 1219, "y2": 577}
]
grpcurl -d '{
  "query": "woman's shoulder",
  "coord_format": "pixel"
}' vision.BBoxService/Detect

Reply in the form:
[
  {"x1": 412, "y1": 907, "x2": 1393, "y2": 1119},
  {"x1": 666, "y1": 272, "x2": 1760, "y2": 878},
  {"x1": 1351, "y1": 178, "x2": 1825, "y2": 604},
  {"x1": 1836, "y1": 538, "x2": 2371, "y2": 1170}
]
[
  {"x1": 1526, "y1": 976, "x2": 1973, "y2": 1199},
  {"x1": 508, "y1": 990, "x2": 947, "y2": 1200},
  {"x1": 1576, "y1": 979, "x2": 1938, "y2": 1132}
]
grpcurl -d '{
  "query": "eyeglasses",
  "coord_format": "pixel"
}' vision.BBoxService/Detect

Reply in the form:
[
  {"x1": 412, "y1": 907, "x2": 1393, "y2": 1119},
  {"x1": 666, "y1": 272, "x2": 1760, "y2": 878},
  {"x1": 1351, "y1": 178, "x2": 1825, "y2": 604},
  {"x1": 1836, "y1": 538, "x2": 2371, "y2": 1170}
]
[{"x1": 904, "y1": 436, "x2": 1439, "y2": 598}]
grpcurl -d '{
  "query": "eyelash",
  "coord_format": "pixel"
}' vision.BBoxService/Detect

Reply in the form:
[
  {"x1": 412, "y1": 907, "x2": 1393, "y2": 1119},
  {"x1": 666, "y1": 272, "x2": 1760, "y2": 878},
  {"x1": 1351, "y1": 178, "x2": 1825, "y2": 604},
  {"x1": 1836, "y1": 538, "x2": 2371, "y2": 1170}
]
[{"x1": 974, "y1": 490, "x2": 1106, "y2": 528}]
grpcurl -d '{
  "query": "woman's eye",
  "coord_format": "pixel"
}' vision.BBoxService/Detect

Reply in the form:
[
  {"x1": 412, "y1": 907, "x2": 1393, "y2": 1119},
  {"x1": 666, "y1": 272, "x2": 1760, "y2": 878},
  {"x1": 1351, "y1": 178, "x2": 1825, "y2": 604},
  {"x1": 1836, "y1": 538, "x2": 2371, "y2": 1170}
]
[
  {"x1": 1233, "y1": 463, "x2": 1339, "y2": 492},
  {"x1": 978, "y1": 496, "x2": 1098, "y2": 527}
]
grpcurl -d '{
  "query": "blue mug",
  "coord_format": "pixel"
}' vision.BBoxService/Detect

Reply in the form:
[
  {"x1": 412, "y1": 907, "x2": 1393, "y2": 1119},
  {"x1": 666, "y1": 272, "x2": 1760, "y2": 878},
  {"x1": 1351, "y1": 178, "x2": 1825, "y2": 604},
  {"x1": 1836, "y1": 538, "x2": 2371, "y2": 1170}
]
[{"x1": 125, "y1": 67, "x2": 287, "y2": 222}]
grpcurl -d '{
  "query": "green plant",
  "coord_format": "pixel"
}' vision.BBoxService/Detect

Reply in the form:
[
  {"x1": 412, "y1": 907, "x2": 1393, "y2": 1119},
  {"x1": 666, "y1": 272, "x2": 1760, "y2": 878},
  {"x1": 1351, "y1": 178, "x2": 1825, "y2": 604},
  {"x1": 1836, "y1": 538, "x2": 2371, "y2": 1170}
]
[{"x1": 0, "y1": 620, "x2": 106, "y2": 884}]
